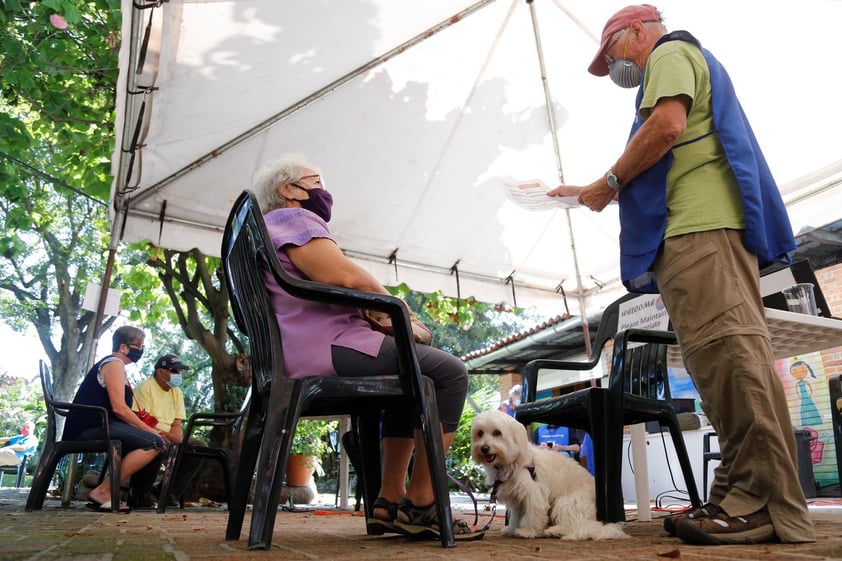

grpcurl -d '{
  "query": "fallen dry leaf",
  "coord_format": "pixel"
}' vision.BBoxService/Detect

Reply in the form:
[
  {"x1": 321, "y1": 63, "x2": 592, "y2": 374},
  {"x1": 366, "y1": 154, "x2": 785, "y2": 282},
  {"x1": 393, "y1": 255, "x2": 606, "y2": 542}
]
[{"x1": 657, "y1": 549, "x2": 681, "y2": 558}]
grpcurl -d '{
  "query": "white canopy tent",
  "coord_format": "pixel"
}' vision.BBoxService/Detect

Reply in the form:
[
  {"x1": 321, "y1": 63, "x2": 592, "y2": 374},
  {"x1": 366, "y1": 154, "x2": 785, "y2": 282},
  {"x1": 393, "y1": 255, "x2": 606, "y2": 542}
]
[{"x1": 110, "y1": 0, "x2": 842, "y2": 320}]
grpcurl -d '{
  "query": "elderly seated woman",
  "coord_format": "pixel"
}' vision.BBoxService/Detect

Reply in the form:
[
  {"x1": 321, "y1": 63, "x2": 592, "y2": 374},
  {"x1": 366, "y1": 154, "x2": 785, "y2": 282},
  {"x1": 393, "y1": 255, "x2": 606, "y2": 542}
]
[{"x1": 252, "y1": 153, "x2": 483, "y2": 541}]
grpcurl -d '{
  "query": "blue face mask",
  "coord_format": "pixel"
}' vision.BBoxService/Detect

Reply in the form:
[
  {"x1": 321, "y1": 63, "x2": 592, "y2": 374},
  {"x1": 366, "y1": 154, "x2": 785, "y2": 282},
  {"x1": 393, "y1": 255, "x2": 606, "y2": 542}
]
[
  {"x1": 127, "y1": 346, "x2": 144, "y2": 363},
  {"x1": 168, "y1": 373, "x2": 183, "y2": 388}
]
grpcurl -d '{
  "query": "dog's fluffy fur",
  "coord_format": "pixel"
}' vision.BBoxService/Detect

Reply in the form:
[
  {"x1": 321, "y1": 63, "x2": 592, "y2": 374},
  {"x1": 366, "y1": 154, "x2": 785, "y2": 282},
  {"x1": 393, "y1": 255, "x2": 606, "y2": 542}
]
[{"x1": 471, "y1": 410, "x2": 628, "y2": 540}]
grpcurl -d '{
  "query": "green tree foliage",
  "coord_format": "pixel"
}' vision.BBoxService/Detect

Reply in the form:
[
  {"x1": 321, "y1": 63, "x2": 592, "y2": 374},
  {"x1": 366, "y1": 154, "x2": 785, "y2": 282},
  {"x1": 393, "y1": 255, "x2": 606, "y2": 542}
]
[
  {"x1": 388, "y1": 282, "x2": 536, "y2": 358},
  {"x1": 0, "y1": 180, "x2": 120, "y2": 400},
  {"x1": 0, "y1": 373, "x2": 44, "y2": 437},
  {"x1": 1, "y1": 0, "x2": 121, "y2": 202},
  {"x1": 0, "y1": 1, "x2": 123, "y2": 400},
  {"x1": 125, "y1": 245, "x2": 251, "y2": 419}
]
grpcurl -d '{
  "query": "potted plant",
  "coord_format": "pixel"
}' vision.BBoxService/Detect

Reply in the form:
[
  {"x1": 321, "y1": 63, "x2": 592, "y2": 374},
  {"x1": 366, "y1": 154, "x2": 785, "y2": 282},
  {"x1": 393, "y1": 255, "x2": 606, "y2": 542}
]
[{"x1": 286, "y1": 419, "x2": 331, "y2": 486}]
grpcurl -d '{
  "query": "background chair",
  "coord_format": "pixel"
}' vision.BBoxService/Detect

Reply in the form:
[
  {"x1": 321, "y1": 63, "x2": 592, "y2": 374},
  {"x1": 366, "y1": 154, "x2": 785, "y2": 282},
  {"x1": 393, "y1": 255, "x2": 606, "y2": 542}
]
[
  {"x1": 516, "y1": 293, "x2": 703, "y2": 522},
  {"x1": 25, "y1": 360, "x2": 123, "y2": 512},
  {"x1": 221, "y1": 190, "x2": 455, "y2": 549},
  {"x1": 155, "y1": 389, "x2": 250, "y2": 513},
  {"x1": 330, "y1": 429, "x2": 361, "y2": 510},
  {"x1": 702, "y1": 431, "x2": 720, "y2": 500}
]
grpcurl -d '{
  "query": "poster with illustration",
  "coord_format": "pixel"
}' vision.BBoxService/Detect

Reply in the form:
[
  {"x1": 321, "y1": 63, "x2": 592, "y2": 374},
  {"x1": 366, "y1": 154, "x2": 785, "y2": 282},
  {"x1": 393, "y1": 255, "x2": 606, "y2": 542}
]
[
  {"x1": 669, "y1": 352, "x2": 839, "y2": 489},
  {"x1": 668, "y1": 367, "x2": 702, "y2": 411},
  {"x1": 776, "y1": 352, "x2": 838, "y2": 488}
]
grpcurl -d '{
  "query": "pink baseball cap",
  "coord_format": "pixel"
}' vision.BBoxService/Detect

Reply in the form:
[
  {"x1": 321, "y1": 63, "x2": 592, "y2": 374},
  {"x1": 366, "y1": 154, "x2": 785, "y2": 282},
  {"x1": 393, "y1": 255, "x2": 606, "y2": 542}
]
[{"x1": 588, "y1": 4, "x2": 661, "y2": 77}]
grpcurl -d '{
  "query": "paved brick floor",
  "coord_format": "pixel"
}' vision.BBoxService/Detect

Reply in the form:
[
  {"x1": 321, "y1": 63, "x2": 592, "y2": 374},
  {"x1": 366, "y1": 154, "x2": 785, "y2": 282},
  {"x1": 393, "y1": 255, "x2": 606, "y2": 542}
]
[{"x1": 2, "y1": 488, "x2": 841, "y2": 560}]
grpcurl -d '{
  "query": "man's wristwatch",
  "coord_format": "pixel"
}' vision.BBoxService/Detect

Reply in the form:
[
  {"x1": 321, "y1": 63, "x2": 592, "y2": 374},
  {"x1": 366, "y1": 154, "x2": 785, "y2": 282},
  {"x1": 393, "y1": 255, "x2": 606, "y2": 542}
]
[{"x1": 606, "y1": 169, "x2": 622, "y2": 192}]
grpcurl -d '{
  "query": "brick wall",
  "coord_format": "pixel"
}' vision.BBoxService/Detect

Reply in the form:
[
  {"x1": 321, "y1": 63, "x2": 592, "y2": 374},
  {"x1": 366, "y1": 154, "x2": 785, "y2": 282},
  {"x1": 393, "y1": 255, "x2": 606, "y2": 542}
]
[{"x1": 497, "y1": 374, "x2": 523, "y2": 406}]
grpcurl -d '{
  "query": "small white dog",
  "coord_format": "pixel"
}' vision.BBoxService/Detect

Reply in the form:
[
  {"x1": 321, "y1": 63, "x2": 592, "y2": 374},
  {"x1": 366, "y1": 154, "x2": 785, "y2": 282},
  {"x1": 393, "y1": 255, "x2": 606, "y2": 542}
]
[{"x1": 471, "y1": 410, "x2": 628, "y2": 540}]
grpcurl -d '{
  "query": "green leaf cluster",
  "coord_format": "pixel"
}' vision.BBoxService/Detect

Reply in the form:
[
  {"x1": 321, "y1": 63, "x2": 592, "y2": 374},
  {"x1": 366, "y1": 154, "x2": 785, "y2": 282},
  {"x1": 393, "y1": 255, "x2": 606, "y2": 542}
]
[
  {"x1": 291, "y1": 418, "x2": 337, "y2": 459},
  {"x1": 0, "y1": 374, "x2": 45, "y2": 440},
  {"x1": 386, "y1": 283, "x2": 539, "y2": 357},
  {"x1": 1, "y1": 0, "x2": 122, "y2": 201}
]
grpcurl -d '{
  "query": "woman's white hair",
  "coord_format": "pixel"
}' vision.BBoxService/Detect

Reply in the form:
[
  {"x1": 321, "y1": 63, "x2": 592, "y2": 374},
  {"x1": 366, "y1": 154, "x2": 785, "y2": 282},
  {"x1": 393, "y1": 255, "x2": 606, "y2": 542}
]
[{"x1": 253, "y1": 153, "x2": 321, "y2": 213}]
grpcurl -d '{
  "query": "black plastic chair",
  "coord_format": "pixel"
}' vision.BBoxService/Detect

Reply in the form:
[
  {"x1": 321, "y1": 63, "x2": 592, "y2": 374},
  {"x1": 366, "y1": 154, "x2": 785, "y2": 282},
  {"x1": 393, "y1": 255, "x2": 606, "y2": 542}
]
[
  {"x1": 221, "y1": 190, "x2": 454, "y2": 549},
  {"x1": 516, "y1": 294, "x2": 703, "y2": 522},
  {"x1": 329, "y1": 429, "x2": 362, "y2": 510},
  {"x1": 701, "y1": 431, "x2": 721, "y2": 500},
  {"x1": 26, "y1": 360, "x2": 123, "y2": 512},
  {"x1": 155, "y1": 389, "x2": 250, "y2": 513}
]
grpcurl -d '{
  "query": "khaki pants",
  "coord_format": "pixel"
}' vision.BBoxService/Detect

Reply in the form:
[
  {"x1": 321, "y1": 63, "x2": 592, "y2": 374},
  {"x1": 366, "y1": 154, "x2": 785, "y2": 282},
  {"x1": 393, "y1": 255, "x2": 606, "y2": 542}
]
[
  {"x1": 0, "y1": 448, "x2": 21, "y2": 467},
  {"x1": 654, "y1": 229, "x2": 815, "y2": 543}
]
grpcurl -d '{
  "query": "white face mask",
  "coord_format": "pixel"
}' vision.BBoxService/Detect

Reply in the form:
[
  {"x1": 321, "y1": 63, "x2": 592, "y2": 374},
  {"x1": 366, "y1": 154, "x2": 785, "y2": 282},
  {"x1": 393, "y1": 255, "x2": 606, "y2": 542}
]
[{"x1": 168, "y1": 373, "x2": 183, "y2": 388}]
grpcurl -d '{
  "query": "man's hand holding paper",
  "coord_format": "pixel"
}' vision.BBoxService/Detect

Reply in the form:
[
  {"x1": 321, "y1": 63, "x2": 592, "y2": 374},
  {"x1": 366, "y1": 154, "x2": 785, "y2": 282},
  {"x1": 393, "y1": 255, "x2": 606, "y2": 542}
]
[{"x1": 548, "y1": 180, "x2": 617, "y2": 212}]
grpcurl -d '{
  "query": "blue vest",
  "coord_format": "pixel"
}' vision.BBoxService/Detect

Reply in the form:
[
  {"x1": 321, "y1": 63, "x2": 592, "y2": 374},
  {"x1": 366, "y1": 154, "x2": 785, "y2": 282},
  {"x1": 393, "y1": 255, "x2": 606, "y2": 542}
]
[{"x1": 620, "y1": 31, "x2": 795, "y2": 293}]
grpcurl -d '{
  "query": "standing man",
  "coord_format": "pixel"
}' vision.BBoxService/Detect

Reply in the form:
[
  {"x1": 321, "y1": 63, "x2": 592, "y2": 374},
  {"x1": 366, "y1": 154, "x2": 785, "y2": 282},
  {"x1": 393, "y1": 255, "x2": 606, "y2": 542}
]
[
  {"x1": 549, "y1": 4, "x2": 814, "y2": 546},
  {"x1": 130, "y1": 354, "x2": 203, "y2": 508}
]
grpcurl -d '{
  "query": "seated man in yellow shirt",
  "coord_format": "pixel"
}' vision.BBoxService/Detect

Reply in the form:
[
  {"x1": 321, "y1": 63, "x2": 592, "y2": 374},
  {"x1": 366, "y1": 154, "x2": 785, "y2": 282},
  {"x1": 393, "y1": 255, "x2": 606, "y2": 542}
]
[{"x1": 130, "y1": 354, "x2": 205, "y2": 508}]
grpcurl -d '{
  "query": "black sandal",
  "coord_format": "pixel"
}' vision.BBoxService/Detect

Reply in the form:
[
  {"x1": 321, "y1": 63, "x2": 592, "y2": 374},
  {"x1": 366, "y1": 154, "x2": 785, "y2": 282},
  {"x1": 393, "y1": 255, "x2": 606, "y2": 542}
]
[
  {"x1": 366, "y1": 497, "x2": 400, "y2": 535},
  {"x1": 394, "y1": 498, "x2": 485, "y2": 541}
]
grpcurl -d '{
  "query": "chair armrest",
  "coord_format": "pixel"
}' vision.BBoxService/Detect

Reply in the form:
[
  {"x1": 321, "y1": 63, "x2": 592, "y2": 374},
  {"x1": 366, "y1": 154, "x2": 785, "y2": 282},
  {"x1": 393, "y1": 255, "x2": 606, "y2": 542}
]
[
  {"x1": 522, "y1": 357, "x2": 601, "y2": 404},
  {"x1": 613, "y1": 328, "x2": 678, "y2": 348},
  {"x1": 263, "y1": 244, "x2": 420, "y2": 392},
  {"x1": 267, "y1": 263, "x2": 414, "y2": 340},
  {"x1": 51, "y1": 400, "x2": 114, "y2": 440},
  {"x1": 182, "y1": 411, "x2": 244, "y2": 439}
]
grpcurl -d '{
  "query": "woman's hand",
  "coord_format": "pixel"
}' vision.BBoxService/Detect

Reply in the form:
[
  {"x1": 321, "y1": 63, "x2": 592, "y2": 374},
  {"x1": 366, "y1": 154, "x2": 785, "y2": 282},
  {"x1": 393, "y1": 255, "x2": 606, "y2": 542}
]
[{"x1": 410, "y1": 319, "x2": 433, "y2": 345}]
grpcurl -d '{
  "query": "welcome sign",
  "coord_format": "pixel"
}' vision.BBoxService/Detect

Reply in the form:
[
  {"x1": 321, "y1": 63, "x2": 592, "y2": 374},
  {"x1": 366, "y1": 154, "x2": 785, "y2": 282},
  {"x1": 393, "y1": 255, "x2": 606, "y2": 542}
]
[{"x1": 617, "y1": 294, "x2": 670, "y2": 332}]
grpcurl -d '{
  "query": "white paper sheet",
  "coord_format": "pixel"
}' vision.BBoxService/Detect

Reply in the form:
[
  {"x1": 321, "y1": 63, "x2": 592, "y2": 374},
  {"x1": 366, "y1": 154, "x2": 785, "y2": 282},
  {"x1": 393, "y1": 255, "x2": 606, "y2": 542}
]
[{"x1": 500, "y1": 176, "x2": 579, "y2": 211}]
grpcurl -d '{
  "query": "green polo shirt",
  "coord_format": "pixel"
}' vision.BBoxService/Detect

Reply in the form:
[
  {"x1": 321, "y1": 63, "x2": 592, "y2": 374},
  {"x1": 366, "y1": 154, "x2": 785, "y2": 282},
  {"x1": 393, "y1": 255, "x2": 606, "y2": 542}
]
[{"x1": 639, "y1": 40, "x2": 744, "y2": 239}]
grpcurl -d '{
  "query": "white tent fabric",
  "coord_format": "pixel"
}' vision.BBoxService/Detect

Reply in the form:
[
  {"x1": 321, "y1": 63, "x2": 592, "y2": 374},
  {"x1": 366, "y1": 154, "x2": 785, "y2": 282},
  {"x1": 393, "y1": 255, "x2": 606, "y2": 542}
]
[{"x1": 111, "y1": 0, "x2": 842, "y2": 319}]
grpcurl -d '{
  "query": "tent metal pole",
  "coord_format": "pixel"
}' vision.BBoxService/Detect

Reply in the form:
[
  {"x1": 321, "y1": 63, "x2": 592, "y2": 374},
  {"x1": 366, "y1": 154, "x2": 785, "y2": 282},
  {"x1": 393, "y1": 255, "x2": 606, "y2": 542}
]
[
  {"x1": 128, "y1": 0, "x2": 502, "y2": 207},
  {"x1": 114, "y1": 1, "x2": 150, "y2": 201},
  {"x1": 526, "y1": 0, "x2": 592, "y2": 357}
]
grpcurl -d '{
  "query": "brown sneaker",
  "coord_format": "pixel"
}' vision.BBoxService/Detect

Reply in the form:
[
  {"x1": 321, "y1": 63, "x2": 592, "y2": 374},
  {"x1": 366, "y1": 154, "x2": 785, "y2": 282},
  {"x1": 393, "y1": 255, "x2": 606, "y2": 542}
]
[
  {"x1": 662, "y1": 503, "x2": 720, "y2": 537},
  {"x1": 676, "y1": 506, "x2": 776, "y2": 545}
]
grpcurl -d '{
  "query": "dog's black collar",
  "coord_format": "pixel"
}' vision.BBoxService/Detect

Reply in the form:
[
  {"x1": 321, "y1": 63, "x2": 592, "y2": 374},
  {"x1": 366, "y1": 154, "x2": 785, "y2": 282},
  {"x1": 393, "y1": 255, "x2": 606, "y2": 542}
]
[{"x1": 490, "y1": 465, "x2": 536, "y2": 503}]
